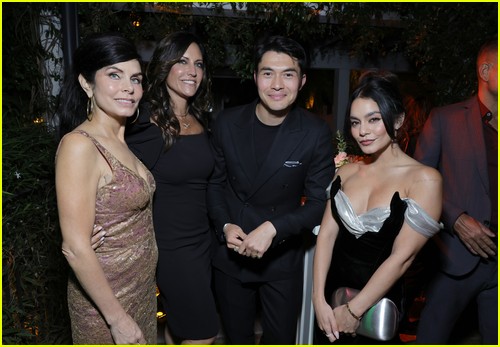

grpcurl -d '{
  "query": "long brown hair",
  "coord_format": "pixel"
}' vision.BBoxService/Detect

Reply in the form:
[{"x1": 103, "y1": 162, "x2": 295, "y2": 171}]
[{"x1": 145, "y1": 31, "x2": 212, "y2": 149}]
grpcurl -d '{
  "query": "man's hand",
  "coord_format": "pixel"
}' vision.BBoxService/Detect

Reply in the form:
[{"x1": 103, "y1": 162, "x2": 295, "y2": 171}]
[
  {"x1": 223, "y1": 223, "x2": 246, "y2": 253},
  {"x1": 454, "y1": 213, "x2": 497, "y2": 258},
  {"x1": 238, "y1": 221, "x2": 276, "y2": 259}
]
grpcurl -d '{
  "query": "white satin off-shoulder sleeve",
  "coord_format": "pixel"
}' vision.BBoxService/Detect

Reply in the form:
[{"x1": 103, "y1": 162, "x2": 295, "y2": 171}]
[{"x1": 403, "y1": 198, "x2": 443, "y2": 238}]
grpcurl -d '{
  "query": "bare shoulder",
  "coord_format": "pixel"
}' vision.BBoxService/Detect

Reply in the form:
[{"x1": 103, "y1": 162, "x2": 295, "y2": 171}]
[
  {"x1": 336, "y1": 161, "x2": 363, "y2": 181},
  {"x1": 410, "y1": 161, "x2": 441, "y2": 183},
  {"x1": 406, "y1": 161, "x2": 442, "y2": 197},
  {"x1": 403, "y1": 160, "x2": 442, "y2": 219},
  {"x1": 56, "y1": 131, "x2": 99, "y2": 165}
]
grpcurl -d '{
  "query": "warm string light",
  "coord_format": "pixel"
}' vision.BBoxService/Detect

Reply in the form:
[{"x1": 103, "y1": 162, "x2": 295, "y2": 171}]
[
  {"x1": 130, "y1": 12, "x2": 141, "y2": 27},
  {"x1": 305, "y1": 94, "x2": 315, "y2": 109},
  {"x1": 156, "y1": 286, "x2": 166, "y2": 319}
]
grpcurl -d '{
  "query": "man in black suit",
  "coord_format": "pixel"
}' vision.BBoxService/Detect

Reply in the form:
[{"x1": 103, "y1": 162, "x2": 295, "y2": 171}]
[
  {"x1": 208, "y1": 36, "x2": 334, "y2": 344},
  {"x1": 414, "y1": 37, "x2": 497, "y2": 344}
]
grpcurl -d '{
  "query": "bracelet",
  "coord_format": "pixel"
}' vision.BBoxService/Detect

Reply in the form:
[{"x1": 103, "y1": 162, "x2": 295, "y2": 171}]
[{"x1": 346, "y1": 301, "x2": 362, "y2": 321}]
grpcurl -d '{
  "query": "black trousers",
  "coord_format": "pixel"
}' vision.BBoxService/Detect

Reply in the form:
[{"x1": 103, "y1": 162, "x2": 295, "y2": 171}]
[
  {"x1": 214, "y1": 268, "x2": 303, "y2": 344},
  {"x1": 416, "y1": 255, "x2": 498, "y2": 344}
]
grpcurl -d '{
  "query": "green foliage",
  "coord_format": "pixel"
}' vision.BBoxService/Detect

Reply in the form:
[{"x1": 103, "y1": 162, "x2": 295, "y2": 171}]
[
  {"x1": 76, "y1": 2, "x2": 195, "y2": 41},
  {"x1": 3, "y1": 3, "x2": 71, "y2": 344},
  {"x1": 398, "y1": 3, "x2": 497, "y2": 104},
  {"x1": 2, "y1": 123, "x2": 71, "y2": 344},
  {"x1": 3, "y1": 3, "x2": 61, "y2": 122},
  {"x1": 73, "y1": 2, "x2": 498, "y2": 105},
  {"x1": 1, "y1": 2, "x2": 497, "y2": 343}
]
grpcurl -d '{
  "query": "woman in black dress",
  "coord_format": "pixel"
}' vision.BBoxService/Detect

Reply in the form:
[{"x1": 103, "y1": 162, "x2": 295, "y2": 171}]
[
  {"x1": 126, "y1": 31, "x2": 218, "y2": 344},
  {"x1": 312, "y1": 71, "x2": 443, "y2": 344}
]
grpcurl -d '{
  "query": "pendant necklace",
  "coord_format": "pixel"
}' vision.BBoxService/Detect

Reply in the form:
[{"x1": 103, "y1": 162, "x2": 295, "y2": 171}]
[{"x1": 177, "y1": 111, "x2": 190, "y2": 129}]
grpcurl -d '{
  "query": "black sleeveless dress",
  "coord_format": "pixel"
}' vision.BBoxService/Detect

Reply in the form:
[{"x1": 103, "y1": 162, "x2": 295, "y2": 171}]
[{"x1": 125, "y1": 108, "x2": 219, "y2": 340}]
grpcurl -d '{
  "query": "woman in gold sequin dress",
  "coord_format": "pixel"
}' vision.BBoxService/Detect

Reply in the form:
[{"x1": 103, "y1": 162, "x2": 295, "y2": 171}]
[{"x1": 55, "y1": 33, "x2": 157, "y2": 344}]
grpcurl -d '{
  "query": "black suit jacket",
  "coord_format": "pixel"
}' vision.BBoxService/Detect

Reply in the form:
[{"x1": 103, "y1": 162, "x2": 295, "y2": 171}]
[
  {"x1": 208, "y1": 101, "x2": 334, "y2": 282},
  {"x1": 414, "y1": 96, "x2": 492, "y2": 276}
]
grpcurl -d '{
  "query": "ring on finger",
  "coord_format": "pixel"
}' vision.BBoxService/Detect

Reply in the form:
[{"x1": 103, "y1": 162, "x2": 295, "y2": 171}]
[{"x1": 234, "y1": 247, "x2": 239, "y2": 252}]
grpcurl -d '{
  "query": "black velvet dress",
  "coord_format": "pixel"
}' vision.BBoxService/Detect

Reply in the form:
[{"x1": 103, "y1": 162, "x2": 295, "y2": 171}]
[{"x1": 315, "y1": 176, "x2": 441, "y2": 344}]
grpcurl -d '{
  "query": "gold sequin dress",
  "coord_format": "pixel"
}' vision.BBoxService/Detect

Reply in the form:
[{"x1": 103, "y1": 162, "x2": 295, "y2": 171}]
[{"x1": 66, "y1": 131, "x2": 158, "y2": 344}]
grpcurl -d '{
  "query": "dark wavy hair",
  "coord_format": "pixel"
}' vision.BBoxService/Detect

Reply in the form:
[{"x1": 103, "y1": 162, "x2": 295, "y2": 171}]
[
  {"x1": 344, "y1": 70, "x2": 405, "y2": 145},
  {"x1": 145, "y1": 31, "x2": 212, "y2": 150},
  {"x1": 56, "y1": 32, "x2": 141, "y2": 139},
  {"x1": 254, "y1": 36, "x2": 308, "y2": 75}
]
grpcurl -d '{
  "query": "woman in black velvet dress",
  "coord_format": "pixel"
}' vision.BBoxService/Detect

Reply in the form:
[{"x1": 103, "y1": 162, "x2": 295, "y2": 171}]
[
  {"x1": 312, "y1": 71, "x2": 443, "y2": 344},
  {"x1": 125, "y1": 31, "x2": 218, "y2": 344}
]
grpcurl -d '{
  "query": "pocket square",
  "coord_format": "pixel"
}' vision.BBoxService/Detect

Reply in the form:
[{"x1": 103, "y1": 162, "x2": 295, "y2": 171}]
[{"x1": 284, "y1": 160, "x2": 302, "y2": 168}]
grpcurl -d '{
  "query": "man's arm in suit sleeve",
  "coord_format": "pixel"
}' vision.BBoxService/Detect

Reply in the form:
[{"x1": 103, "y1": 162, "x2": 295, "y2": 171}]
[
  {"x1": 207, "y1": 114, "x2": 232, "y2": 243},
  {"x1": 414, "y1": 109, "x2": 464, "y2": 229},
  {"x1": 270, "y1": 121, "x2": 334, "y2": 246},
  {"x1": 414, "y1": 109, "x2": 441, "y2": 168}
]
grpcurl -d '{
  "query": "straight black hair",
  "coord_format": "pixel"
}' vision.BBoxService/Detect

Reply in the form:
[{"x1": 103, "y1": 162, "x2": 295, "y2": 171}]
[
  {"x1": 56, "y1": 32, "x2": 141, "y2": 139},
  {"x1": 253, "y1": 36, "x2": 308, "y2": 75}
]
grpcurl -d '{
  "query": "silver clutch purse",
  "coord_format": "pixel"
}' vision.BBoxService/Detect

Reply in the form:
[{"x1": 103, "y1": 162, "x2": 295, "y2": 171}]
[{"x1": 331, "y1": 287, "x2": 400, "y2": 341}]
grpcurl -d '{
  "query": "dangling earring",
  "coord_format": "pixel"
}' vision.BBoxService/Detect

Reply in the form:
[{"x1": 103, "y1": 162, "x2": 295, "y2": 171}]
[
  {"x1": 87, "y1": 97, "x2": 94, "y2": 121},
  {"x1": 392, "y1": 128, "x2": 398, "y2": 144},
  {"x1": 130, "y1": 108, "x2": 140, "y2": 124},
  {"x1": 393, "y1": 114, "x2": 404, "y2": 145}
]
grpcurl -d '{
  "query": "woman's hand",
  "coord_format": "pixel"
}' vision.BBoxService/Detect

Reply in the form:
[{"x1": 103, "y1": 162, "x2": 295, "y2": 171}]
[
  {"x1": 333, "y1": 304, "x2": 361, "y2": 336},
  {"x1": 313, "y1": 297, "x2": 339, "y2": 342},
  {"x1": 109, "y1": 312, "x2": 146, "y2": 344}
]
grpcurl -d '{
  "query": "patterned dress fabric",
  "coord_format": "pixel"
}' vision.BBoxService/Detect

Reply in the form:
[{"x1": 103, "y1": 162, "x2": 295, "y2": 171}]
[{"x1": 66, "y1": 130, "x2": 158, "y2": 344}]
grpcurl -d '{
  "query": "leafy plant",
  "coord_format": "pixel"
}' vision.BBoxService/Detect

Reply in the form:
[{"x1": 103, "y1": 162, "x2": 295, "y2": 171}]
[
  {"x1": 71, "y1": 2, "x2": 497, "y2": 105},
  {"x1": 2, "y1": 123, "x2": 71, "y2": 344},
  {"x1": 3, "y1": 3, "x2": 71, "y2": 344},
  {"x1": 2, "y1": 2, "x2": 497, "y2": 343}
]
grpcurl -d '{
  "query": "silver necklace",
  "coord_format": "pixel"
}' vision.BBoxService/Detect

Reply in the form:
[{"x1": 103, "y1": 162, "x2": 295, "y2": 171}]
[{"x1": 177, "y1": 112, "x2": 190, "y2": 129}]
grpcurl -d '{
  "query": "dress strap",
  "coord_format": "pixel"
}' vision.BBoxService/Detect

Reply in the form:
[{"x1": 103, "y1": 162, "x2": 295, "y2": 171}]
[
  {"x1": 71, "y1": 130, "x2": 116, "y2": 170},
  {"x1": 403, "y1": 199, "x2": 443, "y2": 238}
]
